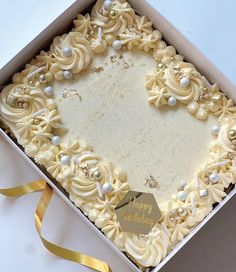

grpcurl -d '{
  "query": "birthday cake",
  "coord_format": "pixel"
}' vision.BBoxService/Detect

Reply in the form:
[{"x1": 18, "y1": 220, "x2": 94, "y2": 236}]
[{"x1": 1, "y1": 0, "x2": 236, "y2": 269}]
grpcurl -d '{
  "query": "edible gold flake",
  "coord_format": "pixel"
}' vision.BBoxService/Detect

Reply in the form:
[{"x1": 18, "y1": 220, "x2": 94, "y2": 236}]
[
  {"x1": 62, "y1": 88, "x2": 82, "y2": 100},
  {"x1": 91, "y1": 67, "x2": 104, "y2": 73},
  {"x1": 144, "y1": 175, "x2": 160, "y2": 190},
  {"x1": 110, "y1": 54, "x2": 133, "y2": 70}
]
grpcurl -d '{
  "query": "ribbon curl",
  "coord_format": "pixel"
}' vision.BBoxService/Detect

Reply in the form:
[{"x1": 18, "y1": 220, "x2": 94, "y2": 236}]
[{"x1": 0, "y1": 180, "x2": 111, "y2": 272}]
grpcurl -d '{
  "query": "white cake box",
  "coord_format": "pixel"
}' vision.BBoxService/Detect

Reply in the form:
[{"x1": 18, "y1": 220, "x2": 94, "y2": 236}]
[{"x1": 1, "y1": 0, "x2": 236, "y2": 271}]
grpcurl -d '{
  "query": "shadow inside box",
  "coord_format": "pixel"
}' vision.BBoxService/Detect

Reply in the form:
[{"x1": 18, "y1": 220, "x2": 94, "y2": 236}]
[{"x1": 160, "y1": 192, "x2": 236, "y2": 272}]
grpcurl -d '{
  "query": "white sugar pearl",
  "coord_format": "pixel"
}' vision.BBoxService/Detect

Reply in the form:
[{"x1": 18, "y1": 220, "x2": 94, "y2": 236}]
[
  {"x1": 211, "y1": 125, "x2": 220, "y2": 136},
  {"x1": 63, "y1": 70, "x2": 72, "y2": 79},
  {"x1": 168, "y1": 96, "x2": 177, "y2": 106},
  {"x1": 43, "y1": 86, "x2": 53, "y2": 96},
  {"x1": 104, "y1": 0, "x2": 113, "y2": 9},
  {"x1": 60, "y1": 155, "x2": 70, "y2": 165},
  {"x1": 209, "y1": 172, "x2": 220, "y2": 183},
  {"x1": 102, "y1": 183, "x2": 113, "y2": 193},
  {"x1": 180, "y1": 76, "x2": 190, "y2": 87},
  {"x1": 51, "y1": 136, "x2": 61, "y2": 145},
  {"x1": 112, "y1": 40, "x2": 122, "y2": 51},
  {"x1": 62, "y1": 47, "x2": 72, "y2": 57},
  {"x1": 180, "y1": 180, "x2": 187, "y2": 189},
  {"x1": 199, "y1": 188, "x2": 209, "y2": 198},
  {"x1": 93, "y1": 170, "x2": 102, "y2": 181},
  {"x1": 177, "y1": 191, "x2": 187, "y2": 202}
]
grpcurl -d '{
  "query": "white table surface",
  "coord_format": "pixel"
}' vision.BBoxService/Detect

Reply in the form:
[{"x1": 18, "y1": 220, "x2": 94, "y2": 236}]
[{"x1": 1, "y1": 1, "x2": 236, "y2": 272}]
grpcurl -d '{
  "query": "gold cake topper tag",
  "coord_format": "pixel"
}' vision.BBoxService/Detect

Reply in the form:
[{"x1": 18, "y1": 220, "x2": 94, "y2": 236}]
[{"x1": 115, "y1": 191, "x2": 162, "y2": 235}]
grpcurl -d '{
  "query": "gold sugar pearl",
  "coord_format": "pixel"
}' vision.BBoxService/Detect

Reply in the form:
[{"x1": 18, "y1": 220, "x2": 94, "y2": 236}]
[
  {"x1": 228, "y1": 129, "x2": 236, "y2": 139},
  {"x1": 204, "y1": 94, "x2": 210, "y2": 100},
  {"x1": 18, "y1": 102, "x2": 24, "y2": 108},
  {"x1": 199, "y1": 95, "x2": 204, "y2": 101},
  {"x1": 93, "y1": 24, "x2": 98, "y2": 31},
  {"x1": 157, "y1": 63, "x2": 164, "y2": 69},
  {"x1": 212, "y1": 93, "x2": 222, "y2": 101},
  {"x1": 33, "y1": 119, "x2": 40, "y2": 125},
  {"x1": 85, "y1": 34, "x2": 90, "y2": 40},
  {"x1": 23, "y1": 102, "x2": 28, "y2": 109},
  {"x1": 39, "y1": 74, "x2": 46, "y2": 83},
  {"x1": 177, "y1": 207, "x2": 187, "y2": 217},
  {"x1": 228, "y1": 152, "x2": 234, "y2": 159},
  {"x1": 109, "y1": 10, "x2": 118, "y2": 18}
]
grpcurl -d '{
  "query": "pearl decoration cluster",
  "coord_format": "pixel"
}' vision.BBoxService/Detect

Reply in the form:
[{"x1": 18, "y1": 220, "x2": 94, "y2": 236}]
[{"x1": 177, "y1": 207, "x2": 187, "y2": 217}]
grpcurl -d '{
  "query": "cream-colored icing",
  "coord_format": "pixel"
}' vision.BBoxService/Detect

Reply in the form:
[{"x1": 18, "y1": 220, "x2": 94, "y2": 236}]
[
  {"x1": 50, "y1": 32, "x2": 92, "y2": 76},
  {"x1": 0, "y1": 0, "x2": 236, "y2": 269},
  {"x1": 124, "y1": 225, "x2": 170, "y2": 267},
  {"x1": 52, "y1": 48, "x2": 216, "y2": 206},
  {"x1": 91, "y1": 0, "x2": 135, "y2": 36}
]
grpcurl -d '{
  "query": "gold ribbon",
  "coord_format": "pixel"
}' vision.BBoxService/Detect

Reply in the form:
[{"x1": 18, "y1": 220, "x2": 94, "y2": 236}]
[{"x1": 0, "y1": 180, "x2": 111, "y2": 272}]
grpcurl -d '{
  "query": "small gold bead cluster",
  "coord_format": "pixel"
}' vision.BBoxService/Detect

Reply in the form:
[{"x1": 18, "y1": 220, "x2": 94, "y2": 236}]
[
  {"x1": 169, "y1": 207, "x2": 187, "y2": 222},
  {"x1": 228, "y1": 129, "x2": 236, "y2": 149}
]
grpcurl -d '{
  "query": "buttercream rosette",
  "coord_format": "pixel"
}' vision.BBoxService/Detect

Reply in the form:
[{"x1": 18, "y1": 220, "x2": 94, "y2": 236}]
[
  {"x1": 0, "y1": 84, "x2": 47, "y2": 124},
  {"x1": 124, "y1": 225, "x2": 170, "y2": 267},
  {"x1": 50, "y1": 32, "x2": 92, "y2": 79},
  {"x1": 91, "y1": 0, "x2": 135, "y2": 36}
]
